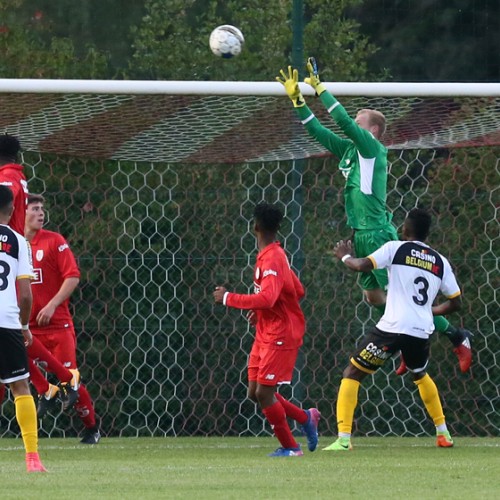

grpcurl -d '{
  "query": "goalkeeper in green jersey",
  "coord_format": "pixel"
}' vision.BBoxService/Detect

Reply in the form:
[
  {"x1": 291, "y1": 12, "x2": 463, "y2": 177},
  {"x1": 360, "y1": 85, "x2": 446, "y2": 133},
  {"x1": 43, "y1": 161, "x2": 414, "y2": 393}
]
[{"x1": 276, "y1": 61, "x2": 472, "y2": 374}]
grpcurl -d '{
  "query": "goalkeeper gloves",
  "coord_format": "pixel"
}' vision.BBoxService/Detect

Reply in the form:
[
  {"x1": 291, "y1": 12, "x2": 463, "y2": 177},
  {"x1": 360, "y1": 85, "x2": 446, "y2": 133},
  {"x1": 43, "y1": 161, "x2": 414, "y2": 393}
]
[
  {"x1": 304, "y1": 57, "x2": 327, "y2": 96},
  {"x1": 276, "y1": 66, "x2": 305, "y2": 107}
]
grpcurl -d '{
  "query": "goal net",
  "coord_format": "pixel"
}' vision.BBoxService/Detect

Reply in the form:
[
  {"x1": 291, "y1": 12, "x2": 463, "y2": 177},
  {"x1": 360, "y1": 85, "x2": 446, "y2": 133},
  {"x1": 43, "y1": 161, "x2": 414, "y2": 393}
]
[{"x1": 0, "y1": 80, "x2": 498, "y2": 439}]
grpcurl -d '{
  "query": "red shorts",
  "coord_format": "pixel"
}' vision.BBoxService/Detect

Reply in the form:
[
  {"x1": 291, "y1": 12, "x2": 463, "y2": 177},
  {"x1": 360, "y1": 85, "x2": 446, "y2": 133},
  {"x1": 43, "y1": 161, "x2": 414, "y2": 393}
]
[
  {"x1": 31, "y1": 326, "x2": 78, "y2": 369},
  {"x1": 248, "y1": 342, "x2": 299, "y2": 386}
]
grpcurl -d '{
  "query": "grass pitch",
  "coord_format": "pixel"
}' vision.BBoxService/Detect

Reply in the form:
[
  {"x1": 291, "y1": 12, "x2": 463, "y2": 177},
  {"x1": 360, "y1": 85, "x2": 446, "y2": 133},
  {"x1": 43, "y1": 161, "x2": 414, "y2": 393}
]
[{"x1": 1, "y1": 436, "x2": 498, "y2": 499}]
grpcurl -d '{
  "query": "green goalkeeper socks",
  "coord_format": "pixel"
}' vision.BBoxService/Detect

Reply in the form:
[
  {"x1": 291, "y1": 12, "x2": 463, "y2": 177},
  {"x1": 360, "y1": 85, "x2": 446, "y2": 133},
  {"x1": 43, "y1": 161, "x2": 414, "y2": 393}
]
[{"x1": 433, "y1": 315, "x2": 450, "y2": 334}]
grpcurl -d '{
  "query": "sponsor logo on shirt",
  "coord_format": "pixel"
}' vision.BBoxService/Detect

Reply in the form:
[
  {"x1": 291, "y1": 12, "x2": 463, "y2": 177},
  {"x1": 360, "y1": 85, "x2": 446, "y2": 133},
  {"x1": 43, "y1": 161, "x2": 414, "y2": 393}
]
[
  {"x1": 36, "y1": 249, "x2": 44, "y2": 261},
  {"x1": 32, "y1": 268, "x2": 43, "y2": 284},
  {"x1": 0, "y1": 240, "x2": 12, "y2": 253},
  {"x1": 255, "y1": 267, "x2": 260, "y2": 280},
  {"x1": 58, "y1": 243, "x2": 69, "y2": 252},
  {"x1": 263, "y1": 269, "x2": 277, "y2": 277}
]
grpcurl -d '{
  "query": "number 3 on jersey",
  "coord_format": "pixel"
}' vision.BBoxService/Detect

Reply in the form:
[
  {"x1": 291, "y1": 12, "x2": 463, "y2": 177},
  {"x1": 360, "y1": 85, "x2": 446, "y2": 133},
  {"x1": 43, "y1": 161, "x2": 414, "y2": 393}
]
[
  {"x1": 0, "y1": 260, "x2": 11, "y2": 291},
  {"x1": 412, "y1": 276, "x2": 429, "y2": 305}
]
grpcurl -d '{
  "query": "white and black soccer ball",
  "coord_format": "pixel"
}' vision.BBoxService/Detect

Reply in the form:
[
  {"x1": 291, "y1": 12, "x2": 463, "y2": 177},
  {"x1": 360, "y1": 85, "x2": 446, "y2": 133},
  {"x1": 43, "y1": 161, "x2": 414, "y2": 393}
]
[{"x1": 209, "y1": 25, "x2": 244, "y2": 58}]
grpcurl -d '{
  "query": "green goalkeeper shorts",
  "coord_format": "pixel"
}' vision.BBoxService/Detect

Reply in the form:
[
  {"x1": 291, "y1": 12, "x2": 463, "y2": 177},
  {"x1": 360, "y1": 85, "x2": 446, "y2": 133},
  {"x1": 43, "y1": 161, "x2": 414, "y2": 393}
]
[{"x1": 353, "y1": 224, "x2": 399, "y2": 291}]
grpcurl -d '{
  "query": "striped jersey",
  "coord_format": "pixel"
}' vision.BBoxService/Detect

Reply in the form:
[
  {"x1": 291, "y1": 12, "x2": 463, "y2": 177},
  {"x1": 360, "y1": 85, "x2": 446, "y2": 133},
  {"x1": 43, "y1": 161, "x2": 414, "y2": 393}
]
[{"x1": 368, "y1": 240, "x2": 461, "y2": 338}]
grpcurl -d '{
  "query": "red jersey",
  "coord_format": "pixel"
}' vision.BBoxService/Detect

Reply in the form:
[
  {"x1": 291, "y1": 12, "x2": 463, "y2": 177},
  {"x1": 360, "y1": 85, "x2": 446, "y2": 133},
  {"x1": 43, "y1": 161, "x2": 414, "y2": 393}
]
[
  {"x1": 0, "y1": 163, "x2": 28, "y2": 235},
  {"x1": 226, "y1": 242, "x2": 306, "y2": 348},
  {"x1": 29, "y1": 228, "x2": 81, "y2": 331}
]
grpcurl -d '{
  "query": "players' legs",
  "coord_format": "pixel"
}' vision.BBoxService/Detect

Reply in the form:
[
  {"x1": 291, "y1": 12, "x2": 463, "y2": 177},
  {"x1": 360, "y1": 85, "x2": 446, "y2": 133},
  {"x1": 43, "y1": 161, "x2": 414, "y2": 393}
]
[
  {"x1": 51, "y1": 328, "x2": 101, "y2": 444},
  {"x1": 29, "y1": 333, "x2": 78, "y2": 413},
  {"x1": 413, "y1": 373, "x2": 453, "y2": 447},
  {"x1": 11, "y1": 378, "x2": 39, "y2": 454},
  {"x1": 274, "y1": 392, "x2": 308, "y2": 425},
  {"x1": 50, "y1": 329, "x2": 99, "y2": 435},
  {"x1": 323, "y1": 328, "x2": 399, "y2": 451},
  {"x1": 29, "y1": 359, "x2": 51, "y2": 395},
  {"x1": 0, "y1": 327, "x2": 47, "y2": 471},
  {"x1": 432, "y1": 316, "x2": 473, "y2": 372},
  {"x1": 257, "y1": 383, "x2": 300, "y2": 451},
  {"x1": 249, "y1": 343, "x2": 302, "y2": 454},
  {"x1": 413, "y1": 372, "x2": 447, "y2": 428},
  {"x1": 28, "y1": 335, "x2": 73, "y2": 384},
  {"x1": 74, "y1": 384, "x2": 97, "y2": 429},
  {"x1": 247, "y1": 379, "x2": 257, "y2": 403},
  {"x1": 402, "y1": 337, "x2": 453, "y2": 447},
  {"x1": 322, "y1": 363, "x2": 366, "y2": 452}
]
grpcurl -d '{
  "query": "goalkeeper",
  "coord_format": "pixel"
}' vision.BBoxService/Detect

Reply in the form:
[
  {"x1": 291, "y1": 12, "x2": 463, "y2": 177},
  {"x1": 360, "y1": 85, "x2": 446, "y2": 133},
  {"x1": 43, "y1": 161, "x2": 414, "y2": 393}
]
[{"x1": 276, "y1": 61, "x2": 472, "y2": 374}]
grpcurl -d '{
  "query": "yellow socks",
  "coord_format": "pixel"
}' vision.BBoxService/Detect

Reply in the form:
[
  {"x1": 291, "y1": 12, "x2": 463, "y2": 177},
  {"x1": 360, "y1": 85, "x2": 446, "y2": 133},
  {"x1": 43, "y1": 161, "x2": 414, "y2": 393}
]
[
  {"x1": 414, "y1": 373, "x2": 446, "y2": 427},
  {"x1": 14, "y1": 395, "x2": 38, "y2": 453},
  {"x1": 336, "y1": 378, "x2": 361, "y2": 434}
]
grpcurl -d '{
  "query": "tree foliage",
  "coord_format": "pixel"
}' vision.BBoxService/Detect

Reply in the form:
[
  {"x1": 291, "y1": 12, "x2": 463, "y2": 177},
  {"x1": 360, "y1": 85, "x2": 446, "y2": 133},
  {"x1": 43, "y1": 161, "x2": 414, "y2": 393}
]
[
  {"x1": 0, "y1": 0, "x2": 109, "y2": 78},
  {"x1": 347, "y1": 0, "x2": 500, "y2": 82},
  {"x1": 130, "y1": 0, "x2": 378, "y2": 81}
]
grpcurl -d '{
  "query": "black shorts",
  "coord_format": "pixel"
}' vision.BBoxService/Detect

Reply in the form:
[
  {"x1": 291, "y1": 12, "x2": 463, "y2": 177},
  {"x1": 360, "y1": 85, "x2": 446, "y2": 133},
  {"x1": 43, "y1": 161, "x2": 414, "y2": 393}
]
[
  {"x1": 351, "y1": 327, "x2": 430, "y2": 374},
  {"x1": 0, "y1": 327, "x2": 30, "y2": 384}
]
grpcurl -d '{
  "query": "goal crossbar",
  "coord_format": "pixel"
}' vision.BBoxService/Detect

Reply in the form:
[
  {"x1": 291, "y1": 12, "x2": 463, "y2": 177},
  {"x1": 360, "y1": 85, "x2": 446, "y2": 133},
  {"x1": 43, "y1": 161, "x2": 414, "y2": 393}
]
[{"x1": 0, "y1": 79, "x2": 499, "y2": 97}]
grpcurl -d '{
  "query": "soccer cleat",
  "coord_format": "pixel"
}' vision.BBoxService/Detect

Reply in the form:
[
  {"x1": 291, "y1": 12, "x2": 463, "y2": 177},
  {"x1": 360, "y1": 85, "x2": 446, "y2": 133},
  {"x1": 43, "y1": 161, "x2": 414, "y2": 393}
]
[
  {"x1": 80, "y1": 426, "x2": 101, "y2": 445},
  {"x1": 301, "y1": 408, "x2": 321, "y2": 452},
  {"x1": 268, "y1": 445, "x2": 303, "y2": 457},
  {"x1": 37, "y1": 384, "x2": 61, "y2": 418},
  {"x1": 61, "y1": 369, "x2": 80, "y2": 410},
  {"x1": 26, "y1": 452, "x2": 48, "y2": 473},
  {"x1": 395, "y1": 358, "x2": 408, "y2": 376},
  {"x1": 436, "y1": 431, "x2": 454, "y2": 448},
  {"x1": 322, "y1": 437, "x2": 353, "y2": 451},
  {"x1": 452, "y1": 328, "x2": 473, "y2": 373}
]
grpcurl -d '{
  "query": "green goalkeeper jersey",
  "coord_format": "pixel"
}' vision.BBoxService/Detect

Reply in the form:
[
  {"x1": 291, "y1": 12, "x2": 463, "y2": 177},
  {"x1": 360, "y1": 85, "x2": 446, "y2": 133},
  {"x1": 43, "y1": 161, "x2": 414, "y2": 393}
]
[{"x1": 296, "y1": 91, "x2": 391, "y2": 230}]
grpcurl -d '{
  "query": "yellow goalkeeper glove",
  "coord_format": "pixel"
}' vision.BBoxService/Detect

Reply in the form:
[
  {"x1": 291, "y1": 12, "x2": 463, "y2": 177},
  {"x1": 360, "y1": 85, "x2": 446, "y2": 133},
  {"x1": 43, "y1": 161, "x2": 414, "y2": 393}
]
[
  {"x1": 304, "y1": 57, "x2": 327, "y2": 96},
  {"x1": 276, "y1": 66, "x2": 305, "y2": 107}
]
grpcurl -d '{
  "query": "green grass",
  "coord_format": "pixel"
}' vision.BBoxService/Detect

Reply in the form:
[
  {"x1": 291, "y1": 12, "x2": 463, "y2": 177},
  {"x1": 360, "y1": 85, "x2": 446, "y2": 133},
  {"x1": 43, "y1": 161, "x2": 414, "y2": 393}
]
[{"x1": 1, "y1": 436, "x2": 498, "y2": 499}]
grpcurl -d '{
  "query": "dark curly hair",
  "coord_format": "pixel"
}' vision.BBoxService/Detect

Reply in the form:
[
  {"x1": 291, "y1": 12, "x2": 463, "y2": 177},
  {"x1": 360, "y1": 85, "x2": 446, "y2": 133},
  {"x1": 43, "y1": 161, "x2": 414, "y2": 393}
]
[
  {"x1": 406, "y1": 208, "x2": 432, "y2": 241},
  {"x1": 253, "y1": 202, "x2": 283, "y2": 233},
  {"x1": 0, "y1": 134, "x2": 21, "y2": 162}
]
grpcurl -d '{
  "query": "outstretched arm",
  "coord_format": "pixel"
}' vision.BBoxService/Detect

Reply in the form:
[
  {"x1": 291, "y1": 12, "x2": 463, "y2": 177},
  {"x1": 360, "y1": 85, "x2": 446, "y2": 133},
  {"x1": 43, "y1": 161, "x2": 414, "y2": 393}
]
[
  {"x1": 304, "y1": 57, "x2": 381, "y2": 158},
  {"x1": 213, "y1": 273, "x2": 283, "y2": 310},
  {"x1": 277, "y1": 64, "x2": 350, "y2": 158}
]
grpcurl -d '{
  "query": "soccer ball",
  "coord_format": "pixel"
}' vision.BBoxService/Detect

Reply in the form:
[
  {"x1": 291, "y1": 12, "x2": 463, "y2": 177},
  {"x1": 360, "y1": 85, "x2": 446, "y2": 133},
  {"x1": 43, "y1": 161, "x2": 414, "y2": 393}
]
[{"x1": 209, "y1": 25, "x2": 244, "y2": 58}]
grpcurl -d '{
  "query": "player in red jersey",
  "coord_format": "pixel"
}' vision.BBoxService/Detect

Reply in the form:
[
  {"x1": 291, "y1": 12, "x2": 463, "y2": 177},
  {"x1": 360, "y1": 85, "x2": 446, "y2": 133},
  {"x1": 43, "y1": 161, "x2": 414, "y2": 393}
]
[
  {"x1": 0, "y1": 134, "x2": 80, "y2": 414},
  {"x1": 25, "y1": 194, "x2": 100, "y2": 444},
  {"x1": 214, "y1": 202, "x2": 320, "y2": 457},
  {"x1": 0, "y1": 134, "x2": 29, "y2": 235}
]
